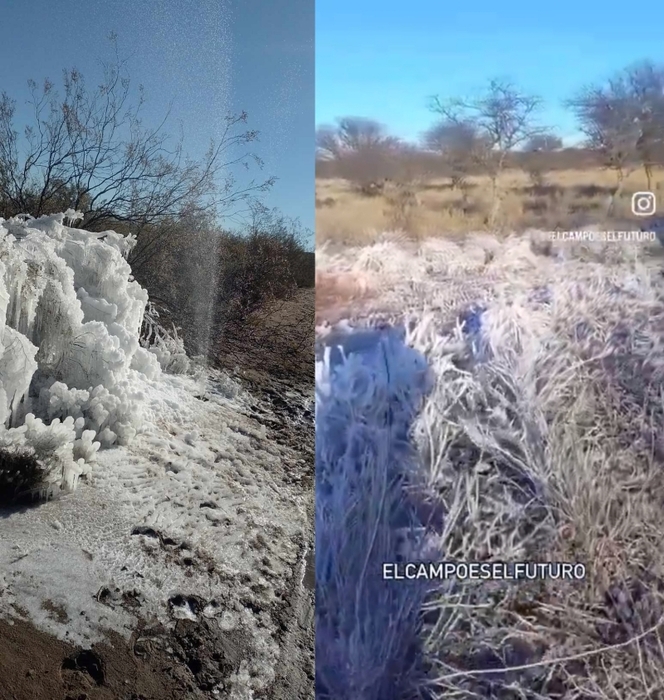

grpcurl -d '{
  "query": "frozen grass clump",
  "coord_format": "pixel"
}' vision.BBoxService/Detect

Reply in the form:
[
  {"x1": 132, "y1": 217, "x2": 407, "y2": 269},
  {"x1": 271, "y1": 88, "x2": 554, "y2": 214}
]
[
  {"x1": 140, "y1": 300, "x2": 191, "y2": 375},
  {"x1": 407, "y1": 260, "x2": 664, "y2": 697},
  {"x1": 0, "y1": 212, "x2": 167, "y2": 497},
  {"x1": 0, "y1": 445, "x2": 46, "y2": 505},
  {"x1": 315, "y1": 323, "x2": 435, "y2": 700}
]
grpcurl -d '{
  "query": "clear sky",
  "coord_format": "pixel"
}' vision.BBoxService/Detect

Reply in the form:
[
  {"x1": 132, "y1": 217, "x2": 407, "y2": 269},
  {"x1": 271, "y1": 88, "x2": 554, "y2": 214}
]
[
  {"x1": 0, "y1": 0, "x2": 314, "y2": 245},
  {"x1": 316, "y1": 0, "x2": 664, "y2": 147}
]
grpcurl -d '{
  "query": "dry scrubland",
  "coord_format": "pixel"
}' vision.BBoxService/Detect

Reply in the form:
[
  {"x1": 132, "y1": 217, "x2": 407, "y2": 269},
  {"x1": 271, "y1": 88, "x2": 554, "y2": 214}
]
[
  {"x1": 315, "y1": 229, "x2": 664, "y2": 699},
  {"x1": 316, "y1": 167, "x2": 664, "y2": 245},
  {"x1": 0, "y1": 55, "x2": 316, "y2": 699}
]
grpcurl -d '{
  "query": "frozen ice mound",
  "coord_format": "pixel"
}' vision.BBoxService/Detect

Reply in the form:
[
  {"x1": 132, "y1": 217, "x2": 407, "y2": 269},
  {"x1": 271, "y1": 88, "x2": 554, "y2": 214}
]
[{"x1": 0, "y1": 211, "x2": 166, "y2": 496}]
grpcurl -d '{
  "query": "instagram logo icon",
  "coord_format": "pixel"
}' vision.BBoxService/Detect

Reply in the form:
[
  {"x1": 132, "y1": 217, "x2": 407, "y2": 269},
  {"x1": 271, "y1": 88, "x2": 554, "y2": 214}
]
[{"x1": 632, "y1": 191, "x2": 656, "y2": 216}]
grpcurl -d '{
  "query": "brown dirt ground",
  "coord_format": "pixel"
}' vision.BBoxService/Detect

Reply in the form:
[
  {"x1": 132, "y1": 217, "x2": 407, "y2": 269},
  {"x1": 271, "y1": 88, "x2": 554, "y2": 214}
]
[
  {"x1": 315, "y1": 271, "x2": 379, "y2": 326},
  {"x1": 0, "y1": 617, "x2": 199, "y2": 700},
  {"x1": 0, "y1": 606, "x2": 316, "y2": 699}
]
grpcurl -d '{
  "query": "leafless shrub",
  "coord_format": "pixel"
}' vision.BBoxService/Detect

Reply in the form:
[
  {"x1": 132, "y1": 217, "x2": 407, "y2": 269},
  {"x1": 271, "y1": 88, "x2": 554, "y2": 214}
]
[
  {"x1": 210, "y1": 207, "x2": 313, "y2": 382},
  {"x1": 316, "y1": 117, "x2": 403, "y2": 187},
  {"x1": 382, "y1": 181, "x2": 420, "y2": 232},
  {"x1": 526, "y1": 165, "x2": 546, "y2": 188},
  {"x1": 0, "y1": 37, "x2": 274, "y2": 239},
  {"x1": 566, "y1": 60, "x2": 664, "y2": 213},
  {"x1": 429, "y1": 79, "x2": 548, "y2": 227},
  {"x1": 423, "y1": 120, "x2": 483, "y2": 190},
  {"x1": 317, "y1": 117, "x2": 400, "y2": 156},
  {"x1": 449, "y1": 173, "x2": 468, "y2": 190},
  {"x1": 356, "y1": 179, "x2": 386, "y2": 197}
]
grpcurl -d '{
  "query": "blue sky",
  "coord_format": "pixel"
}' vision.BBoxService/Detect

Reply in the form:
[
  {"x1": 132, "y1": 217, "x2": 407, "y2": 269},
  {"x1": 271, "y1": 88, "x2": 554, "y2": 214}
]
[
  {"x1": 0, "y1": 0, "x2": 313, "y2": 245},
  {"x1": 316, "y1": 1, "x2": 664, "y2": 147}
]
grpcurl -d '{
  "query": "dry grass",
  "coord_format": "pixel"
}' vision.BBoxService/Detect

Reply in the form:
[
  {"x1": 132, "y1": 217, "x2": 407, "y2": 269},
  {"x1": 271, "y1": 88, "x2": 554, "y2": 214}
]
[
  {"x1": 315, "y1": 269, "x2": 378, "y2": 326},
  {"x1": 316, "y1": 168, "x2": 664, "y2": 245},
  {"x1": 315, "y1": 233, "x2": 664, "y2": 699}
]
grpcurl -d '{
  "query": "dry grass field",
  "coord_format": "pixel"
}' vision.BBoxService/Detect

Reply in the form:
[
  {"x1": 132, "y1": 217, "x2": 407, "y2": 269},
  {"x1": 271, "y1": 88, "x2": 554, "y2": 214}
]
[
  {"x1": 315, "y1": 232, "x2": 664, "y2": 699},
  {"x1": 316, "y1": 167, "x2": 664, "y2": 245},
  {"x1": 314, "y1": 146, "x2": 664, "y2": 700}
]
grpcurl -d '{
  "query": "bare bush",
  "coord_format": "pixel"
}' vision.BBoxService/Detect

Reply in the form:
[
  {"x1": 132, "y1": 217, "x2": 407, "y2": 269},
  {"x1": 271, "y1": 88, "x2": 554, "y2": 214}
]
[
  {"x1": 356, "y1": 179, "x2": 386, "y2": 197},
  {"x1": 0, "y1": 38, "x2": 274, "y2": 243},
  {"x1": 383, "y1": 180, "x2": 420, "y2": 232},
  {"x1": 449, "y1": 173, "x2": 468, "y2": 190},
  {"x1": 429, "y1": 79, "x2": 547, "y2": 227},
  {"x1": 566, "y1": 60, "x2": 664, "y2": 212},
  {"x1": 317, "y1": 117, "x2": 400, "y2": 155},
  {"x1": 316, "y1": 117, "x2": 403, "y2": 186},
  {"x1": 526, "y1": 164, "x2": 546, "y2": 188},
  {"x1": 423, "y1": 119, "x2": 485, "y2": 189},
  {"x1": 210, "y1": 207, "x2": 313, "y2": 382}
]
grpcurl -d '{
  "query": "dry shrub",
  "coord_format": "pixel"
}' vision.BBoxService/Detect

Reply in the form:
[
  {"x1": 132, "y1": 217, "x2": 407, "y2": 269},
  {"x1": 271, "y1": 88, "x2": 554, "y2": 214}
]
[
  {"x1": 0, "y1": 447, "x2": 45, "y2": 506},
  {"x1": 383, "y1": 182, "x2": 420, "y2": 232},
  {"x1": 357, "y1": 180, "x2": 386, "y2": 197},
  {"x1": 133, "y1": 209, "x2": 313, "y2": 383},
  {"x1": 212, "y1": 218, "x2": 313, "y2": 382}
]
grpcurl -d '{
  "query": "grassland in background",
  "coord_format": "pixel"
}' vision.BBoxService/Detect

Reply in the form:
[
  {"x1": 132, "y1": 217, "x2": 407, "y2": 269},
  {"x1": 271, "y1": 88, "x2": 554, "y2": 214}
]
[{"x1": 316, "y1": 167, "x2": 664, "y2": 246}]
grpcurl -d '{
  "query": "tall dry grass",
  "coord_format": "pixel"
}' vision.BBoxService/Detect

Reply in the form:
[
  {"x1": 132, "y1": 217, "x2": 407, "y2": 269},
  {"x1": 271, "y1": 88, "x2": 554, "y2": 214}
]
[{"x1": 316, "y1": 168, "x2": 664, "y2": 245}]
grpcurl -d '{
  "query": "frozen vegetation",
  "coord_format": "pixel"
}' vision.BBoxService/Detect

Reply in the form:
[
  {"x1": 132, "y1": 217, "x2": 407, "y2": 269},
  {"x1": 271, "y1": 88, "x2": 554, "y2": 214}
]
[
  {"x1": 316, "y1": 232, "x2": 664, "y2": 699},
  {"x1": 0, "y1": 213, "x2": 313, "y2": 698},
  {"x1": 316, "y1": 325, "x2": 436, "y2": 698},
  {"x1": 0, "y1": 210, "x2": 164, "y2": 495}
]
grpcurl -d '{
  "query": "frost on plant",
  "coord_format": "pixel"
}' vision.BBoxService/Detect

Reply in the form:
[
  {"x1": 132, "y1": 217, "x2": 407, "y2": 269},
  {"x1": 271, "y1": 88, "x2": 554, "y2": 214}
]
[
  {"x1": 0, "y1": 212, "x2": 170, "y2": 499},
  {"x1": 315, "y1": 324, "x2": 436, "y2": 700}
]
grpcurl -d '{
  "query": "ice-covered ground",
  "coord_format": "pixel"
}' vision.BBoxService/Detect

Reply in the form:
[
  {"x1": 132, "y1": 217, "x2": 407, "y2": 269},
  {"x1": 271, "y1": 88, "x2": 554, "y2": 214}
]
[{"x1": 0, "y1": 213, "x2": 313, "y2": 698}]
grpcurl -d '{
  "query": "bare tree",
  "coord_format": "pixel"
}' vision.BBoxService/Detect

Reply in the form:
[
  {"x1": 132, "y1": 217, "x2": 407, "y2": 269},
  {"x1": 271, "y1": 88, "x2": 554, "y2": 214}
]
[
  {"x1": 566, "y1": 61, "x2": 664, "y2": 214},
  {"x1": 423, "y1": 119, "x2": 486, "y2": 188},
  {"x1": 524, "y1": 133, "x2": 563, "y2": 152},
  {"x1": 625, "y1": 61, "x2": 664, "y2": 190},
  {"x1": 315, "y1": 117, "x2": 402, "y2": 186},
  {"x1": 429, "y1": 79, "x2": 546, "y2": 226},
  {"x1": 331, "y1": 117, "x2": 400, "y2": 153},
  {"x1": 316, "y1": 125, "x2": 342, "y2": 160},
  {"x1": 0, "y1": 41, "x2": 274, "y2": 238},
  {"x1": 520, "y1": 133, "x2": 563, "y2": 188}
]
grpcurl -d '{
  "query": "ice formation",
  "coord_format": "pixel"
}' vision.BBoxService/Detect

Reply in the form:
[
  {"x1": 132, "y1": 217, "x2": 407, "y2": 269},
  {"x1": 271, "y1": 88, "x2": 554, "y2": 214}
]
[{"x1": 0, "y1": 211, "x2": 173, "y2": 497}]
